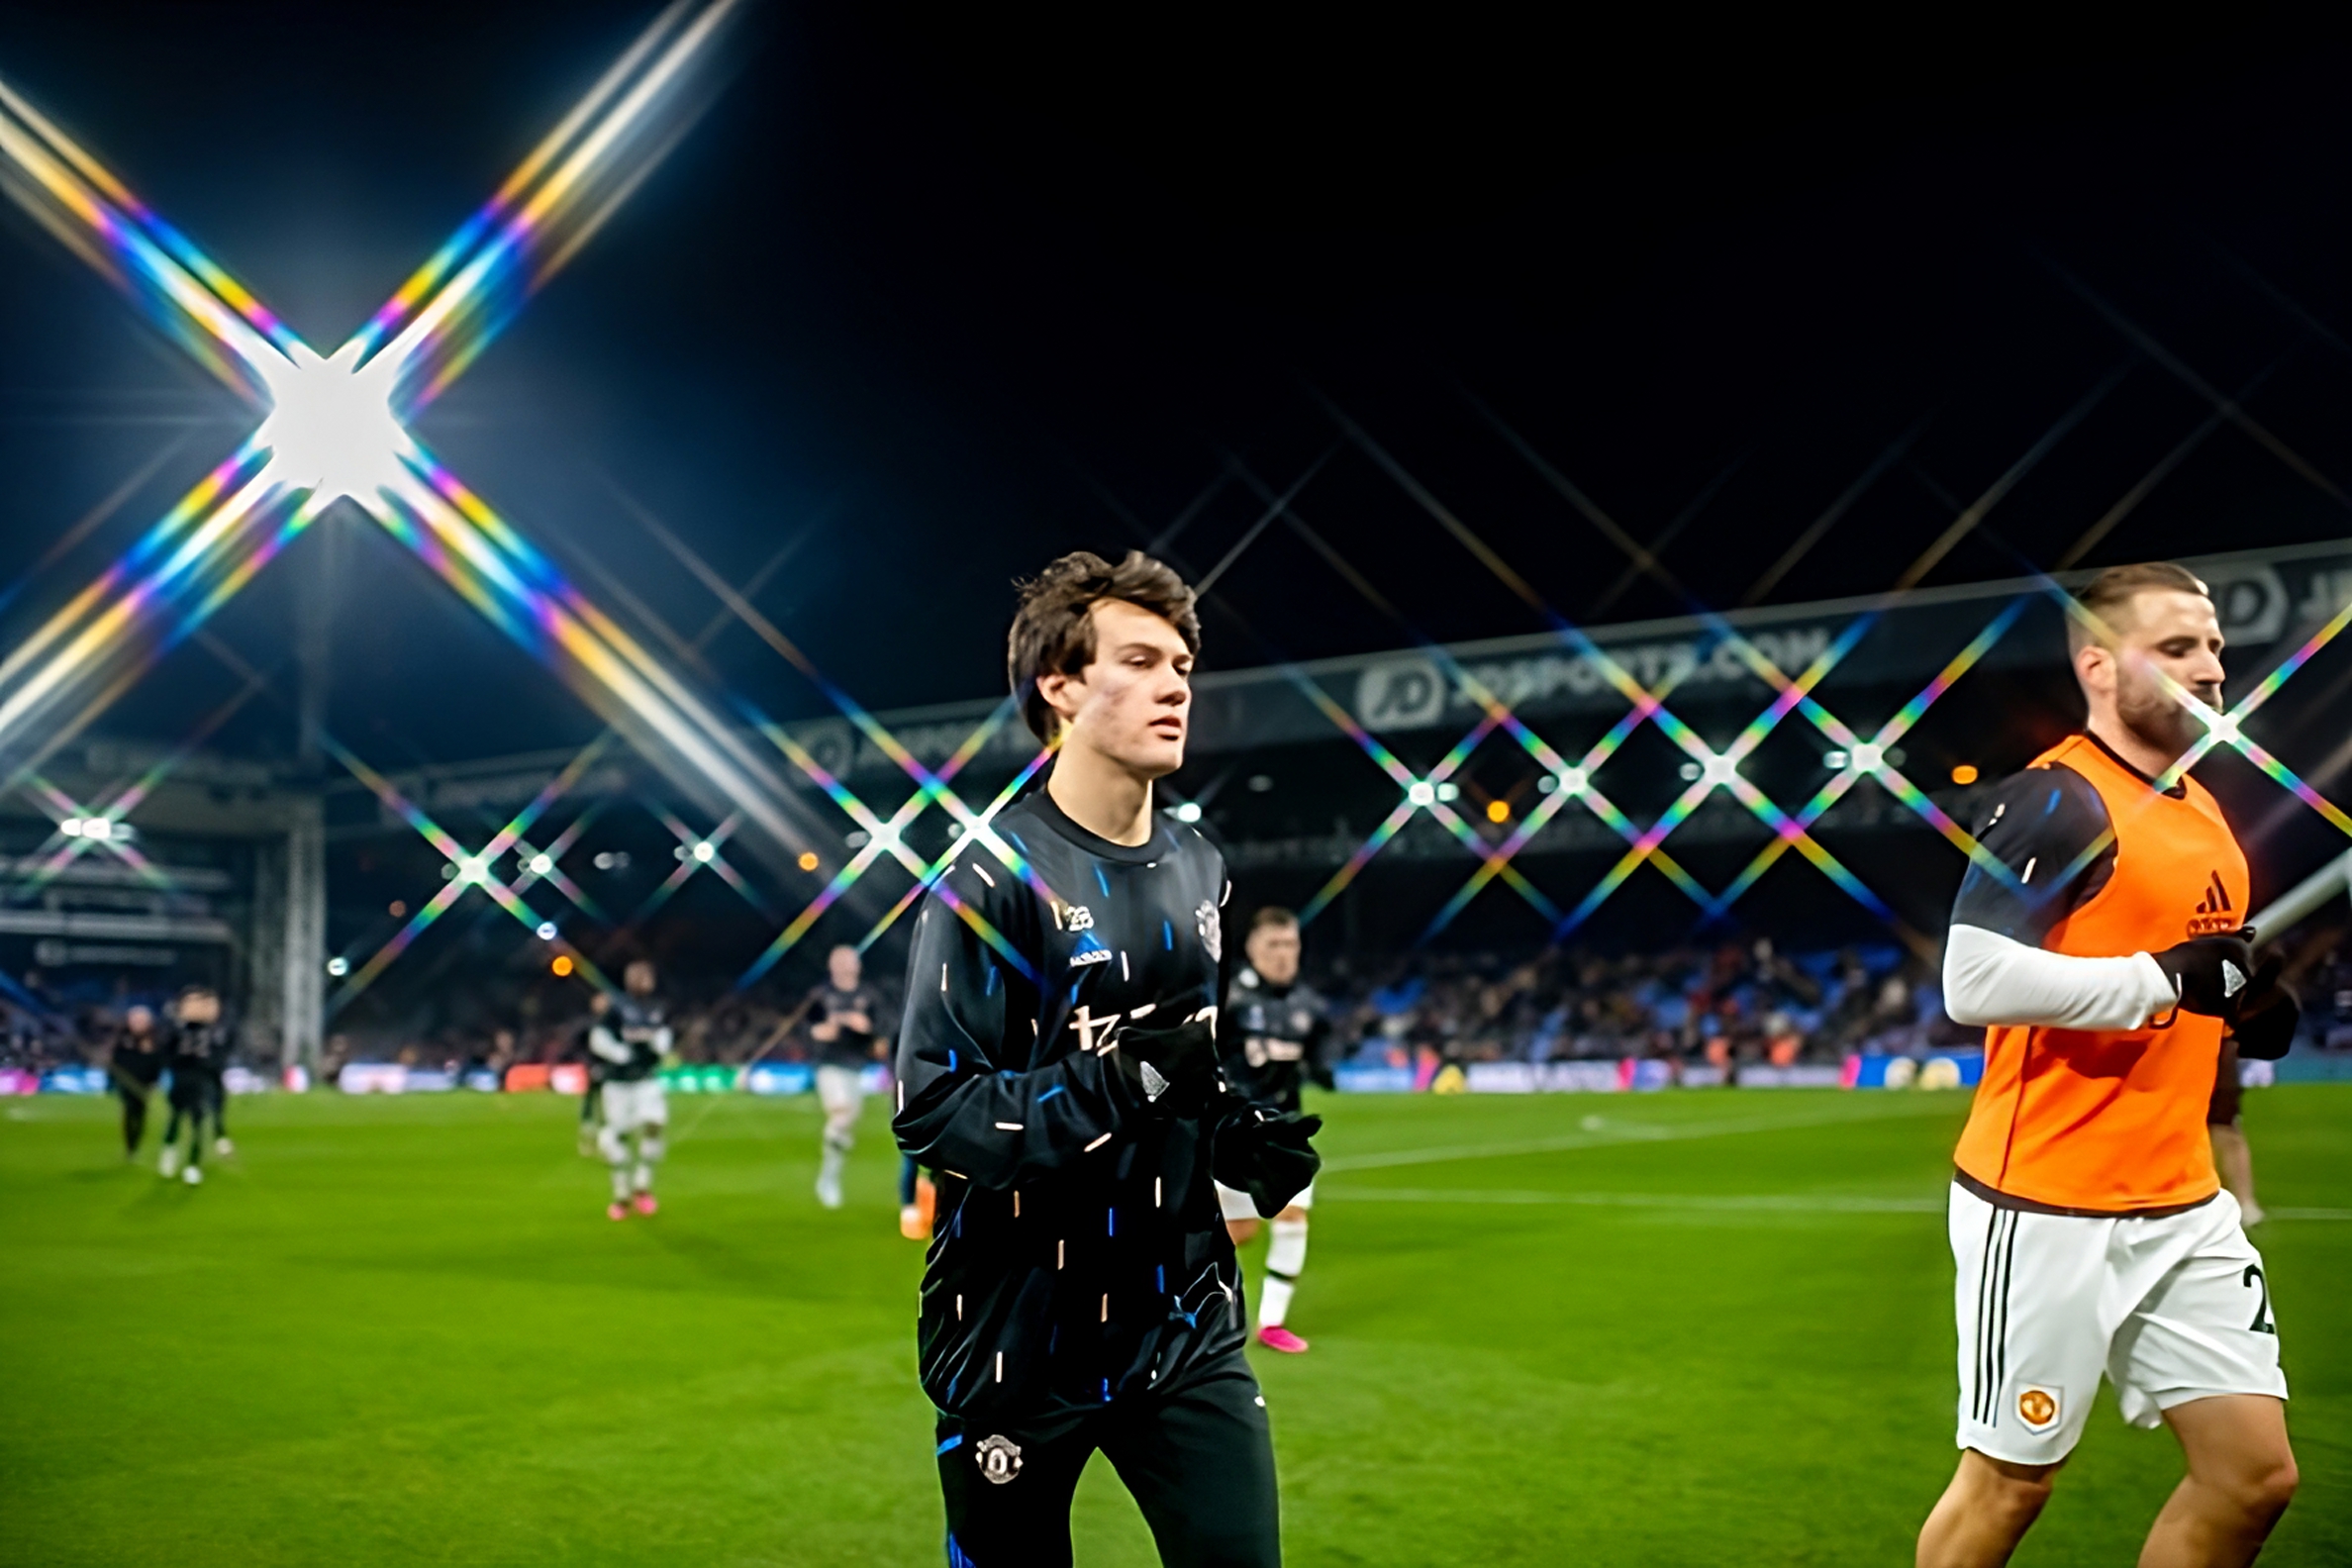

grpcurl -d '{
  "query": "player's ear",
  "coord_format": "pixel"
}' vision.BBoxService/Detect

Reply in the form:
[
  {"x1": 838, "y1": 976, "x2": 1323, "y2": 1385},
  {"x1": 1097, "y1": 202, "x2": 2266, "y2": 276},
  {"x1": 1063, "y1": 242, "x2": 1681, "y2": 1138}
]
[
  {"x1": 2072, "y1": 639, "x2": 2114, "y2": 697},
  {"x1": 1038, "y1": 667, "x2": 1083, "y2": 730}
]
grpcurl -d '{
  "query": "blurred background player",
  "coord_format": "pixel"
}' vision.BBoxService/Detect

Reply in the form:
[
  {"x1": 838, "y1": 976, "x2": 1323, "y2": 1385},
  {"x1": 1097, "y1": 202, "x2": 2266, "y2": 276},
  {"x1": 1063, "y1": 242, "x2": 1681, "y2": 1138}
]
[
  {"x1": 804, "y1": 943, "x2": 887, "y2": 1210},
  {"x1": 1219, "y1": 907, "x2": 1332, "y2": 1353},
  {"x1": 575, "y1": 991, "x2": 611, "y2": 1158},
  {"x1": 588, "y1": 960, "x2": 672, "y2": 1220},
  {"x1": 106, "y1": 1003, "x2": 166, "y2": 1161},
  {"x1": 1919, "y1": 563, "x2": 2301, "y2": 1568},
  {"x1": 158, "y1": 986, "x2": 228, "y2": 1185},
  {"x1": 899, "y1": 1155, "x2": 935, "y2": 1239}
]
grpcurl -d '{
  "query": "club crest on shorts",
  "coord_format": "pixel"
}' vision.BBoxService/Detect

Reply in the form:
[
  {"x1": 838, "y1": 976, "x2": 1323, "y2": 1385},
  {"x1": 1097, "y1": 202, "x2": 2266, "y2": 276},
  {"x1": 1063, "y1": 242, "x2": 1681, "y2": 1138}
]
[
  {"x1": 1197, "y1": 899, "x2": 1222, "y2": 962},
  {"x1": 2015, "y1": 1385, "x2": 2062, "y2": 1433},
  {"x1": 975, "y1": 1433, "x2": 1023, "y2": 1484}
]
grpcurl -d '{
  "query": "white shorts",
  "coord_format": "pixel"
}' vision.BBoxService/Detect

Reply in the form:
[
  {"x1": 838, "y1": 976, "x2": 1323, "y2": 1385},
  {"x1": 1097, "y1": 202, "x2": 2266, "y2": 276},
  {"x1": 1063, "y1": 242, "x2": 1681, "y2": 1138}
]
[
  {"x1": 1217, "y1": 1180, "x2": 1315, "y2": 1223},
  {"x1": 1949, "y1": 1182, "x2": 2286, "y2": 1464},
  {"x1": 600, "y1": 1078, "x2": 667, "y2": 1134},
  {"x1": 816, "y1": 1064, "x2": 866, "y2": 1118}
]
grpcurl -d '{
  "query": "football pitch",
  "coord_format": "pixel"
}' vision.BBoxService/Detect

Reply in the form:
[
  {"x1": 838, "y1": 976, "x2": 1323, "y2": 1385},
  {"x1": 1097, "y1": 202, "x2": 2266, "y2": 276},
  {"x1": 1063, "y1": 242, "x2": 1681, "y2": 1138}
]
[{"x1": 4, "y1": 1086, "x2": 2346, "y2": 1566}]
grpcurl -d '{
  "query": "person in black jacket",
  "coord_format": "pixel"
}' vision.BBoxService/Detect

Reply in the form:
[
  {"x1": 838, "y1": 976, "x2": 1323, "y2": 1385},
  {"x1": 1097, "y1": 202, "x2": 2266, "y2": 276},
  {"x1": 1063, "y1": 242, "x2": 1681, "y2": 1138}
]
[{"x1": 894, "y1": 550, "x2": 1318, "y2": 1568}]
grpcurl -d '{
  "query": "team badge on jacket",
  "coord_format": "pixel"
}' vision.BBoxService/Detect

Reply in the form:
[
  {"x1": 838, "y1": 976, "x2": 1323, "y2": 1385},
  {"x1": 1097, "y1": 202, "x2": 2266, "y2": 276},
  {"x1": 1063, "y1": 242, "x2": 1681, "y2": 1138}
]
[
  {"x1": 975, "y1": 1433, "x2": 1023, "y2": 1484},
  {"x1": 1196, "y1": 899, "x2": 1222, "y2": 962}
]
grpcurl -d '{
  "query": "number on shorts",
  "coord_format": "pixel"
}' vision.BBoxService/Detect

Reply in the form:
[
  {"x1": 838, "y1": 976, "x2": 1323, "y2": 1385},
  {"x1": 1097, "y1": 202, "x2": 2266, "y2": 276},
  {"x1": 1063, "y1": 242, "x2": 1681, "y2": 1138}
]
[{"x1": 2243, "y1": 1264, "x2": 2276, "y2": 1335}]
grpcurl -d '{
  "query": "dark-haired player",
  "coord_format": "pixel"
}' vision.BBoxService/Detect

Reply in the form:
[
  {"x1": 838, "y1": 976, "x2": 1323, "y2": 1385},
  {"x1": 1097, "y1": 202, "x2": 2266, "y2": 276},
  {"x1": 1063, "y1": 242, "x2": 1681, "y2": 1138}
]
[
  {"x1": 1218, "y1": 908, "x2": 1331, "y2": 1354},
  {"x1": 106, "y1": 1003, "x2": 165, "y2": 1159},
  {"x1": 158, "y1": 986, "x2": 228, "y2": 1185},
  {"x1": 1919, "y1": 563, "x2": 2301, "y2": 1568},
  {"x1": 894, "y1": 549, "x2": 1319, "y2": 1567}
]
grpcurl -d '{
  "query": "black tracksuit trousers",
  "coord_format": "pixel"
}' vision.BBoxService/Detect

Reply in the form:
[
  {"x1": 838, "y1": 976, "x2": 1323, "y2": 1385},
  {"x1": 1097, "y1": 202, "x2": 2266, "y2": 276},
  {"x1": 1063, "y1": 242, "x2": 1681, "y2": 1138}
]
[{"x1": 936, "y1": 1354, "x2": 1279, "y2": 1568}]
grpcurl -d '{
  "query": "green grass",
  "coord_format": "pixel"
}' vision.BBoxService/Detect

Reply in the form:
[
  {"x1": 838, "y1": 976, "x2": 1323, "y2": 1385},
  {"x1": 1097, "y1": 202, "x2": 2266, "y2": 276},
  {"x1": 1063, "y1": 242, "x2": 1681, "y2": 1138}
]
[{"x1": 3, "y1": 1084, "x2": 2346, "y2": 1566}]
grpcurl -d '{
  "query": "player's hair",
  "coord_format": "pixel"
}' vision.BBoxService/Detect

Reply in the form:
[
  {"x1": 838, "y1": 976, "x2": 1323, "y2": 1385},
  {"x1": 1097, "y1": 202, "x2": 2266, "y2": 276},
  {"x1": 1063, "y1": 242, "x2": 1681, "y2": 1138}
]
[
  {"x1": 1008, "y1": 550, "x2": 1201, "y2": 742},
  {"x1": 1249, "y1": 906, "x2": 1300, "y2": 933},
  {"x1": 2069, "y1": 561, "x2": 2209, "y2": 651}
]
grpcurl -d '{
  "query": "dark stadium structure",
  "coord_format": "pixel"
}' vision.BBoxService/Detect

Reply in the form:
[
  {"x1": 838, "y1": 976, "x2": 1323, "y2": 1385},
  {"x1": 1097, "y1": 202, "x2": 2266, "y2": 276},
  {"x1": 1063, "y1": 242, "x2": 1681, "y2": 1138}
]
[{"x1": 13, "y1": 538, "x2": 2337, "y2": 1070}]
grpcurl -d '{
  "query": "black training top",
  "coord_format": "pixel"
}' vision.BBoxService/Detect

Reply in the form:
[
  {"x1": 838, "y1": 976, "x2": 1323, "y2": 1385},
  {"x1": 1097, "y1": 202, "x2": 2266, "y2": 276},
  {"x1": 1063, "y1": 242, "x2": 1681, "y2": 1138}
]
[
  {"x1": 805, "y1": 982, "x2": 889, "y2": 1069},
  {"x1": 111, "y1": 1026, "x2": 166, "y2": 1088},
  {"x1": 893, "y1": 786, "x2": 1246, "y2": 1423},
  {"x1": 1219, "y1": 969, "x2": 1332, "y2": 1116},
  {"x1": 594, "y1": 994, "x2": 670, "y2": 1083},
  {"x1": 165, "y1": 1021, "x2": 227, "y2": 1087},
  {"x1": 1948, "y1": 733, "x2": 2183, "y2": 945}
]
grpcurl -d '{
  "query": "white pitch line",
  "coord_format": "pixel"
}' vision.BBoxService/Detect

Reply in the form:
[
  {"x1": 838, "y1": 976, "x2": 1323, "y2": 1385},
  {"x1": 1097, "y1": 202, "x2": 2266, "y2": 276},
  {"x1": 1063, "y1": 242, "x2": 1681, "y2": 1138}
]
[
  {"x1": 1329, "y1": 1187, "x2": 1944, "y2": 1214},
  {"x1": 1326, "y1": 1188, "x2": 2352, "y2": 1221},
  {"x1": 1318, "y1": 1096, "x2": 1962, "y2": 1174}
]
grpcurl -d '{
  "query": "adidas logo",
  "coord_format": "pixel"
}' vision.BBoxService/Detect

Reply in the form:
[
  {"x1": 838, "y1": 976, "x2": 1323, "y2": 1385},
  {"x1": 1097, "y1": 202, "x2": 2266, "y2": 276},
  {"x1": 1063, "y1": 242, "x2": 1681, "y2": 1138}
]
[
  {"x1": 2194, "y1": 872, "x2": 2232, "y2": 916},
  {"x1": 2223, "y1": 960, "x2": 2247, "y2": 999},
  {"x1": 1139, "y1": 1060, "x2": 1170, "y2": 1101},
  {"x1": 2187, "y1": 871, "x2": 2238, "y2": 935}
]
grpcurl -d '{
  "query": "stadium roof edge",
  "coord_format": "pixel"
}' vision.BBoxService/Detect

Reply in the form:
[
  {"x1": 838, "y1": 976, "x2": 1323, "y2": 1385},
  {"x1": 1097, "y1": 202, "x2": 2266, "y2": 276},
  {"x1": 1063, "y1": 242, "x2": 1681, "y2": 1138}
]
[
  {"x1": 313, "y1": 534, "x2": 2349, "y2": 796},
  {"x1": 817, "y1": 534, "x2": 2352, "y2": 726}
]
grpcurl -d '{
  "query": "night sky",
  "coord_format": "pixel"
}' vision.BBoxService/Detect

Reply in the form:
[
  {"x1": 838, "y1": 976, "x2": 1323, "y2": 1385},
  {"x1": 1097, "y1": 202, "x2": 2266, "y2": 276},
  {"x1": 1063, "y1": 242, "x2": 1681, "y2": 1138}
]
[{"x1": 1, "y1": 5, "x2": 2350, "y2": 770}]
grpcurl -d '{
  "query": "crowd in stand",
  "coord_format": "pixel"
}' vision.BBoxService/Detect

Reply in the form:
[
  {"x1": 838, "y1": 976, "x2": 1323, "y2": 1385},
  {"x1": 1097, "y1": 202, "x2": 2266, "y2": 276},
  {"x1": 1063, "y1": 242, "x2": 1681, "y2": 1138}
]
[
  {"x1": 6, "y1": 926, "x2": 2351, "y2": 1082},
  {"x1": 1321, "y1": 938, "x2": 1965, "y2": 1073}
]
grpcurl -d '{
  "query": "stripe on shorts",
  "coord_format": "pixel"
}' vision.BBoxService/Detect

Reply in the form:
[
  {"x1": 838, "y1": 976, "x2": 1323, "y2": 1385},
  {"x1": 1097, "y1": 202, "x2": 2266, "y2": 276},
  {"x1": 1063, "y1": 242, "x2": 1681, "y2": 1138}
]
[{"x1": 1971, "y1": 1209, "x2": 2018, "y2": 1426}]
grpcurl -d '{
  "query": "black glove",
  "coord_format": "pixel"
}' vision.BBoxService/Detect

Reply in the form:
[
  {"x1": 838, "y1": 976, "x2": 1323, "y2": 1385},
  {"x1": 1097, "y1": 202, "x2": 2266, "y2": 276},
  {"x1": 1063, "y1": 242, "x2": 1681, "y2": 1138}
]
[
  {"x1": 1109, "y1": 1008, "x2": 1221, "y2": 1115},
  {"x1": 2150, "y1": 932, "x2": 2254, "y2": 1019},
  {"x1": 2229, "y1": 953, "x2": 2301, "y2": 1060},
  {"x1": 1213, "y1": 1107, "x2": 1323, "y2": 1218}
]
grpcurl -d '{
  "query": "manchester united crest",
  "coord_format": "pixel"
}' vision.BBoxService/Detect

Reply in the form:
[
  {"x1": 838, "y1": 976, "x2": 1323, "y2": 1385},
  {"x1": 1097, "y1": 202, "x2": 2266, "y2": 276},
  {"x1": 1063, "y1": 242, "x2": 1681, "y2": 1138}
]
[
  {"x1": 1196, "y1": 899, "x2": 1222, "y2": 962},
  {"x1": 975, "y1": 1433, "x2": 1024, "y2": 1485},
  {"x1": 2015, "y1": 1385, "x2": 2061, "y2": 1432}
]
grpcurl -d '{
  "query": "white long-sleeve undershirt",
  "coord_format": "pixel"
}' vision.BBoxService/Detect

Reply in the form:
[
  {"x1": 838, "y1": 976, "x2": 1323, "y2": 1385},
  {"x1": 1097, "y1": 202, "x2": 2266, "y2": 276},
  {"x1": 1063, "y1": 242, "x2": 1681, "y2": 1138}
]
[{"x1": 1942, "y1": 923, "x2": 2177, "y2": 1032}]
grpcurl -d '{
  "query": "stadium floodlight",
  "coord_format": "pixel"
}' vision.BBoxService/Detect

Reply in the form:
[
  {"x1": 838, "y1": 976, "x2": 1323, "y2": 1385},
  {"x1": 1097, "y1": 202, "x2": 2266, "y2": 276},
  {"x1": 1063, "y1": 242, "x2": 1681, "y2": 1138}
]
[
  {"x1": 528, "y1": 853, "x2": 553, "y2": 876},
  {"x1": 691, "y1": 840, "x2": 716, "y2": 863},
  {"x1": 535, "y1": 921, "x2": 558, "y2": 940},
  {"x1": 1296, "y1": 406, "x2": 1888, "y2": 941},
  {"x1": 319, "y1": 734, "x2": 612, "y2": 1007},
  {"x1": 1171, "y1": 800, "x2": 1203, "y2": 824},
  {"x1": 325, "y1": 956, "x2": 349, "y2": 977},
  {"x1": 1406, "y1": 780, "x2": 1437, "y2": 808},
  {"x1": 619, "y1": 506, "x2": 1067, "y2": 974},
  {"x1": 0, "y1": 1, "x2": 837, "y2": 882},
  {"x1": 253, "y1": 341, "x2": 411, "y2": 503},
  {"x1": 58, "y1": 817, "x2": 82, "y2": 837}
]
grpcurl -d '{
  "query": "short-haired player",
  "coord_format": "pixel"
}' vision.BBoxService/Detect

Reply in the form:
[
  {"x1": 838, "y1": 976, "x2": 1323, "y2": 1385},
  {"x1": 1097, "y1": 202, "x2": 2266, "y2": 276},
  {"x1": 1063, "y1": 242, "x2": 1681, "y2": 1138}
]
[
  {"x1": 806, "y1": 943, "x2": 889, "y2": 1210},
  {"x1": 589, "y1": 959, "x2": 672, "y2": 1221},
  {"x1": 1917, "y1": 563, "x2": 2302, "y2": 1568},
  {"x1": 1219, "y1": 907, "x2": 1332, "y2": 1354}
]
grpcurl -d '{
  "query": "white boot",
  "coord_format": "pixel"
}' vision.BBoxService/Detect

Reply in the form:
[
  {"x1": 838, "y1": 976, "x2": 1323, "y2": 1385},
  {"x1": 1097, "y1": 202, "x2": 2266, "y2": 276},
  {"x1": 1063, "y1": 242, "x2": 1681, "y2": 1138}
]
[
  {"x1": 159, "y1": 1145, "x2": 180, "y2": 1178},
  {"x1": 215, "y1": 1136, "x2": 234, "y2": 1157},
  {"x1": 182, "y1": 1163, "x2": 203, "y2": 1186}
]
